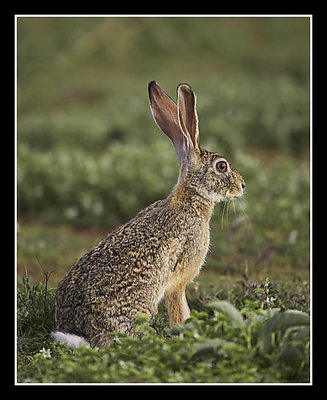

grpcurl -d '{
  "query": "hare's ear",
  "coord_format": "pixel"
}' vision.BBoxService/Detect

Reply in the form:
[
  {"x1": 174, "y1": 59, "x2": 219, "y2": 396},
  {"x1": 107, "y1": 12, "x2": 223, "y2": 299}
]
[
  {"x1": 148, "y1": 81, "x2": 190, "y2": 164},
  {"x1": 177, "y1": 83, "x2": 200, "y2": 153}
]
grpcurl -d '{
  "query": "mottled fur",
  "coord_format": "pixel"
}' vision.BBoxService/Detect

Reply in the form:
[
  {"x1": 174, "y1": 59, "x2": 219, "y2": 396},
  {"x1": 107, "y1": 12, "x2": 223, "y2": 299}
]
[{"x1": 55, "y1": 82, "x2": 245, "y2": 348}]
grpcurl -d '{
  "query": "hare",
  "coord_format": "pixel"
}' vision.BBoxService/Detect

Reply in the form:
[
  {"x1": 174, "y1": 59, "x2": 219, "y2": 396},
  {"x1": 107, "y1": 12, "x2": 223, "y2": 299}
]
[{"x1": 53, "y1": 81, "x2": 246, "y2": 348}]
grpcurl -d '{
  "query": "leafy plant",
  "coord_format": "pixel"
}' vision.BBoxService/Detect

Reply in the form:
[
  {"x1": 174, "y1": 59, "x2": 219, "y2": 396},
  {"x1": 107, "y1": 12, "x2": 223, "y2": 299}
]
[
  {"x1": 258, "y1": 309, "x2": 310, "y2": 352},
  {"x1": 206, "y1": 300, "x2": 245, "y2": 328},
  {"x1": 17, "y1": 277, "x2": 310, "y2": 383}
]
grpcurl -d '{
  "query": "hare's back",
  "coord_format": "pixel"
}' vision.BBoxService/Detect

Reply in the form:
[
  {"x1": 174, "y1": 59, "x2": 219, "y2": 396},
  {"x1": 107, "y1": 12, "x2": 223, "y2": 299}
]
[
  {"x1": 55, "y1": 200, "x2": 179, "y2": 332},
  {"x1": 57, "y1": 199, "x2": 176, "y2": 298}
]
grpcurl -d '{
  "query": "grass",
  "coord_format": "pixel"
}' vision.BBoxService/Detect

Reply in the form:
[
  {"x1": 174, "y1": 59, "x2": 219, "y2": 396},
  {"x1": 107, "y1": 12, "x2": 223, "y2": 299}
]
[
  {"x1": 17, "y1": 274, "x2": 310, "y2": 383},
  {"x1": 16, "y1": 17, "x2": 310, "y2": 383}
]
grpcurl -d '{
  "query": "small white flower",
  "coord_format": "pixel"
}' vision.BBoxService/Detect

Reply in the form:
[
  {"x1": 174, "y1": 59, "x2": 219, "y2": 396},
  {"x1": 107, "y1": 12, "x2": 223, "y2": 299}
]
[
  {"x1": 265, "y1": 296, "x2": 277, "y2": 304},
  {"x1": 39, "y1": 347, "x2": 51, "y2": 358}
]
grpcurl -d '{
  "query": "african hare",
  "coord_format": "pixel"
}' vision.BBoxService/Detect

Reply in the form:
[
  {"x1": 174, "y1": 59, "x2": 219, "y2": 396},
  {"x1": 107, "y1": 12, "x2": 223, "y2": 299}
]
[{"x1": 54, "y1": 81, "x2": 245, "y2": 348}]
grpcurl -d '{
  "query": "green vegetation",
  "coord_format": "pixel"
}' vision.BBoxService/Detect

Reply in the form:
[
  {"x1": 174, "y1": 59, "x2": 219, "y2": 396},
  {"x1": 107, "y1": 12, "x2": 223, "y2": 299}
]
[
  {"x1": 17, "y1": 17, "x2": 310, "y2": 383},
  {"x1": 17, "y1": 275, "x2": 309, "y2": 383}
]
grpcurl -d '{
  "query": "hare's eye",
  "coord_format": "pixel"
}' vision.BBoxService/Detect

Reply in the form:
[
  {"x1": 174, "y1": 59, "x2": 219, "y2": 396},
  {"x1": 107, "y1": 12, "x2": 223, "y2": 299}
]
[{"x1": 216, "y1": 161, "x2": 227, "y2": 173}]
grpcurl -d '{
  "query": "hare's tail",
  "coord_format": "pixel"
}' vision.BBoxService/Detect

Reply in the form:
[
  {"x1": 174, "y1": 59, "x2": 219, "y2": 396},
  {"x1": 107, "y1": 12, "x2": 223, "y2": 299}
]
[{"x1": 51, "y1": 331, "x2": 90, "y2": 349}]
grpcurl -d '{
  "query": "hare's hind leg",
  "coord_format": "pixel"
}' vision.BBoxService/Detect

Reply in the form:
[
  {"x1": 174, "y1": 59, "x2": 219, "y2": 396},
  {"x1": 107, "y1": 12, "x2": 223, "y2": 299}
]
[{"x1": 165, "y1": 287, "x2": 190, "y2": 328}]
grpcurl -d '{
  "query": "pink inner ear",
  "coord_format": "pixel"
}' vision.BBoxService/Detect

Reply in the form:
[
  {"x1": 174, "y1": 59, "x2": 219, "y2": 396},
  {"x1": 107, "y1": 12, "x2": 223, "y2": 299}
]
[
  {"x1": 177, "y1": 84, "x2": 199, "y2": 152},
  {"x1": 148, "y1": 81, "x2": 189, "y2": 165}
]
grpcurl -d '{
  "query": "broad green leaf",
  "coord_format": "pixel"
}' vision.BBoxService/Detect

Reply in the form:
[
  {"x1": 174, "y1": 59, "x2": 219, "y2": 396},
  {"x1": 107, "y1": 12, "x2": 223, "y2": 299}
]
[
  {"x1": 258, "y1": 310, "x2": 310, "y2": 353},
  {"x1": 206, "y1": 300, "x2": 245, "y2": 328}
]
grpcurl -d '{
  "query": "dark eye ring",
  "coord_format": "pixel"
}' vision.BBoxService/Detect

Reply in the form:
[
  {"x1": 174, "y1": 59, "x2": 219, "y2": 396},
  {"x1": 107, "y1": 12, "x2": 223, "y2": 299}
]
[{"x1": 216, "y1": 161, "x2": 227, "y2": 173}]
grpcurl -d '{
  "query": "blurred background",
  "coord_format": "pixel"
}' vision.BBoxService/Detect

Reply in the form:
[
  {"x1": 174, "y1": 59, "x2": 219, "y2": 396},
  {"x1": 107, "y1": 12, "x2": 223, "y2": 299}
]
[{"x1": 17, "y1": 16, "x2": 310, "y2": 287}]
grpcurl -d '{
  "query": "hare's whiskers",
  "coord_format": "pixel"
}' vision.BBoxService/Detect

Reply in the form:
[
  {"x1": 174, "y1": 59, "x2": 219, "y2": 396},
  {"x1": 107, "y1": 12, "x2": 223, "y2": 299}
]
[
  {"x1": 232, "y1": 199, "x2": 236, "y2": 216},
  {"x1": 221, "y1": 200, "x2": 232, "y2": 230},
  {"x1": 238, "y1": 197, "x2": 250, "y2": 223},
  {"x1": 226, "y1": 200, "x2": 230, "y2": 226},
  {"x1": 221, "y1": 200, "x2": 227, "y2": 230}
]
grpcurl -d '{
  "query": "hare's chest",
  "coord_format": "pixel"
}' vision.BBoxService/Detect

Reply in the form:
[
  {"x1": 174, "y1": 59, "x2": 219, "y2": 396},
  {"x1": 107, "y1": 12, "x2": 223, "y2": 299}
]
[
  {"x1": 186, "y1": 225, "x2": 210, "y2": 274},
  {"x1": 170, "y1": 222, "x2": 210, "y2": 284}
]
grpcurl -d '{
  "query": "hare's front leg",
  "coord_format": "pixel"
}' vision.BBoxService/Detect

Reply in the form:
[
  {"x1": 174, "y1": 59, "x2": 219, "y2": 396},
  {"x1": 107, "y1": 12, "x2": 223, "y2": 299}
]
[{"x1": 165, "y1": 288, "x2": 190, "y2": 328}]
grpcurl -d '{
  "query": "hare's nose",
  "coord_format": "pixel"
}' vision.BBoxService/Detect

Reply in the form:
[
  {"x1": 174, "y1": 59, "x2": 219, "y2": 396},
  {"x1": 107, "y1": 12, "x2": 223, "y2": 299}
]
[{"x1": 241, "y1": 180, "x2": 246, "y2": 189}]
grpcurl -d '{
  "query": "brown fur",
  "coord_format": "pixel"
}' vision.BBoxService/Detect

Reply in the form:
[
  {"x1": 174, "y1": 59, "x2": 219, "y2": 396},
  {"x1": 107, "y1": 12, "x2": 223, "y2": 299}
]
[{"x1": 55, "y1": 82, "x2": 245, "y2": 348}]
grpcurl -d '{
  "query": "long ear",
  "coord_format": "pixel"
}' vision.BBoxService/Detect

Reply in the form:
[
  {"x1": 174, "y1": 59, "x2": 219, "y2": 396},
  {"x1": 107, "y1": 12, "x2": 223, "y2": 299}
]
[
  {"x1": 177, "y1": 83, "x2": 200, "y2": 152},
  {"x1": 148, "y1": 81, "x2": 189, "y2": 164}
]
